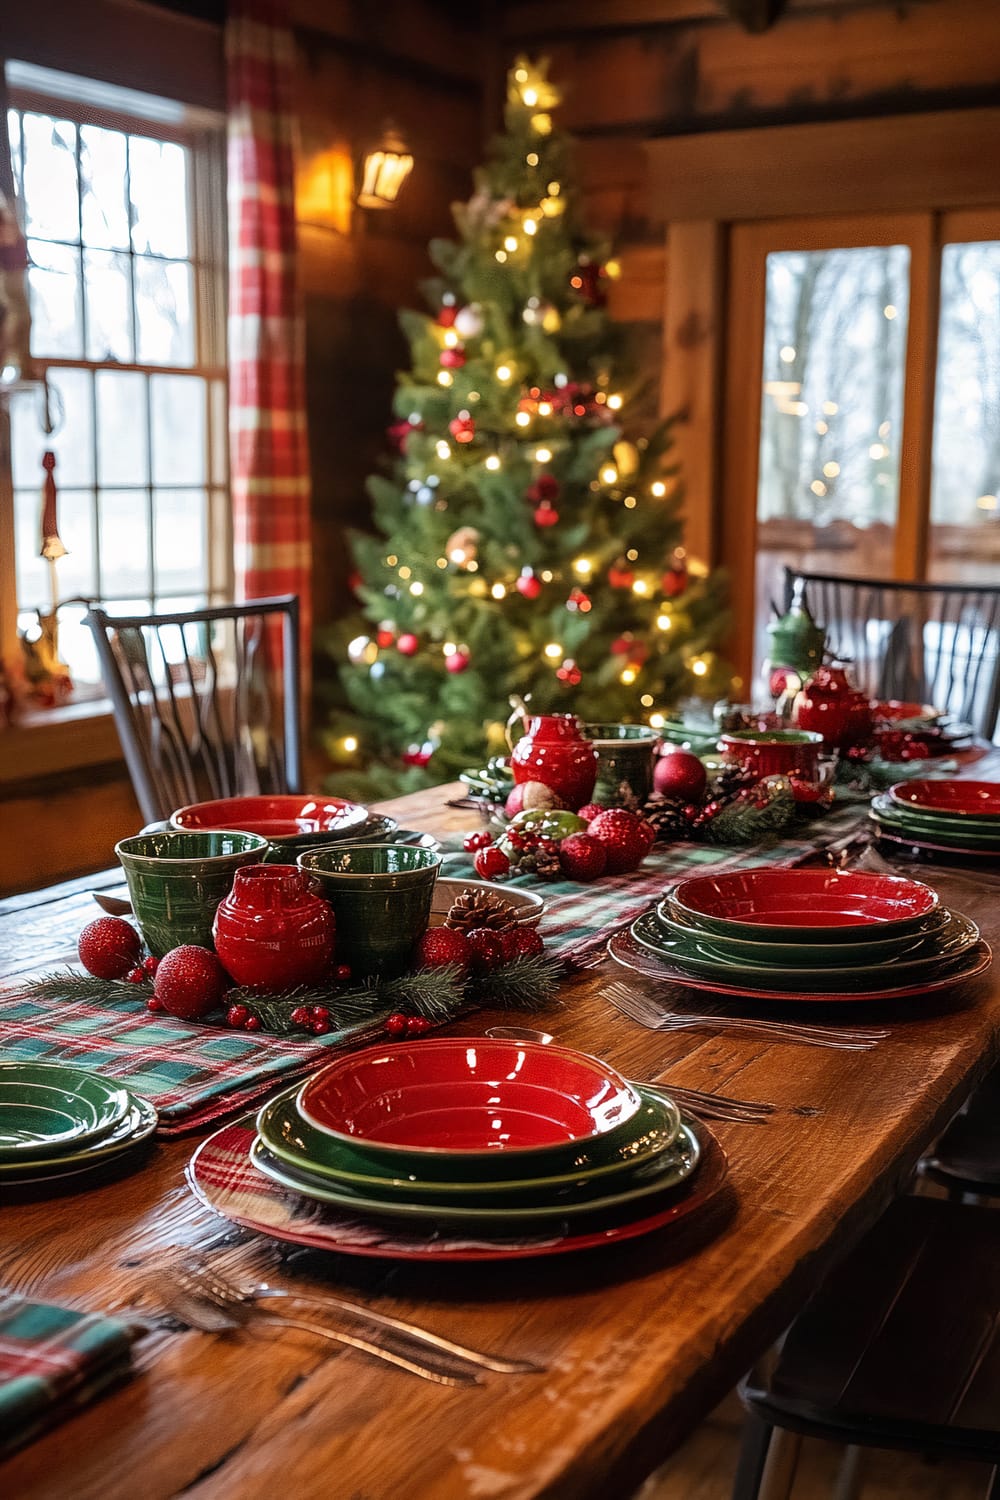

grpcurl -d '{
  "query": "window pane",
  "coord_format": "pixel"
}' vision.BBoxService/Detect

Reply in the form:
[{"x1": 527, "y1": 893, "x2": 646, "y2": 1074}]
[
  {"x1": 150, "y1": 374, "x2": 206, "y2": 483},
  {"x1": 28, "y1": 240, "x2": 83, "y2": 357},
  {"x1": 129, "y1": 136, "x2": 189, "y2": 257},
  {"x1": 928, "y1": 241, "x2": 1000, "y2": 585},
  {"x1": 8, "y1": 110, "x2": 22, "y2": 189},
  {"x1": 79, "y1": 125, "x2": 130, "y2": 250},
  {"x1": 135, "y1": 256, "x2": 194, "y2": 365},
  {"x1": 754, "y1": 245, "x2": 910, "y2": 681},
  {"x1": 97, "y1": 489, "x2": 150, "y2": 597},
  {"x1": 22, "y1": 113, "x2": 79, "y2": 242},
  {"x1": 84, "y1": 248, "x2": 133, "y2": 362},
  {"x1": 10, "y1": 367, "x2": 94, "y2": 488},
  {"x1": 15, "y1": 486, "x2": 97, "y2": 607},
  {"x1": 96, "y1": 371, "x2": 148, "y2": 485},
  {"x1": 153, "y1": 488, "x2": 207, "y2": 595}
]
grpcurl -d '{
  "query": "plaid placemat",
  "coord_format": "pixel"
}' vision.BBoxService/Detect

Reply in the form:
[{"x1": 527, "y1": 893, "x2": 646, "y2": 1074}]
[
  {"x1": 0, "y1": 989, "x2": 391, "y2": 1137},
  {"x1": 441, "y1": 802, "x2": 869, "y2": 966},
  {"x1": 0, "y1": 1295, "x2": 137, "y2": 1457}
]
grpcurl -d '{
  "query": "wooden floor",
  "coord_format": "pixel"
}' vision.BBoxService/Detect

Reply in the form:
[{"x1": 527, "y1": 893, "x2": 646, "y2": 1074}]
[{"x1": 637, "y1": 1392, "x2": 991, "y2": 1499}]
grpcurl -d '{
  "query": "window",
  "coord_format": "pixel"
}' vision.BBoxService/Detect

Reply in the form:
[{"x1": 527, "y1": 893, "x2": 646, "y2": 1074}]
[{"x1": 1, "y1": 68, "x2": 229, "y2": 692}]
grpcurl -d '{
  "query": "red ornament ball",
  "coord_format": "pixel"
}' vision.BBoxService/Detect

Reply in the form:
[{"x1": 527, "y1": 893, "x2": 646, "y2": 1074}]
[
  {"x1": 500, "y1": 926, "x2": 545, "y2": 962},
  {"x1": 577, "y1": 803, "x2": 603, "y2": 824},
  {"x1": 466, "y1": 927, "x2": 505, "y2": 973},
  {"x1": 449, "y1": 413, "x2": 476, "y2": 444},
  {"x1": 516, "y1": 570, "x2": 543, "y2": 600},
  {"x1": 526, "y1": 474, "x2": 560, "y2": 504},
  {"x1": 414, "y1": 927, "x2": 471, "y2": 973},
  {"x1": 437, "y1": 304, "x2": 458, "y2": 328},
  {"x1": 653, "y1": 748, "x2": 708, "y2": 802},
  {"x1": 534, "y1": 502, "x2": 559, "y2": 528},
  {"x1": 558, "y1": 833, "x2": 608, "y2": 882},
  {"x1": 474, "y1": 845, "x2": 511, "y2": 880},
  {"x1": 608, "y1": 562, "x2": 635, "y2": 589},
  {"x1": 397, "y1": 633, "x2": 419, "y2": 656},
  {"x1": 440, "y1": 347, "x2": 466, "y2": 369},
  {"x1": 662, "y1": 568, "x2": 688, "y2": 598},
  {"x1": 376, "y1": 627, "x2": 396, "y2": 649},
  {"x1": 153, "y1": 945, "x2": 228, "y2": 1020},
  {"x1": 445, "y1": 650, "x2": 470, "y2": 674},
  {"x1": 587, "y1": 809, "x2": 655, "y2": 874},
  {"x1": 77, "y1": 917, "x2": 143, "y2": 980}
]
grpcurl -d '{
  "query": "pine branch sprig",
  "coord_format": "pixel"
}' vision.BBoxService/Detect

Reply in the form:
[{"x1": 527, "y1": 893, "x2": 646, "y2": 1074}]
[
  {"x1": 474, "y1": 954, "x2": 564, "y2": 1009},
  {"x1": 21, "y1": 970, "x2": 154, "y2": 1004}
]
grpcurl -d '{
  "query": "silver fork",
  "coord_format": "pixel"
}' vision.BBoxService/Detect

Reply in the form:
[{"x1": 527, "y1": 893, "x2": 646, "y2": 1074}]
[
  {"x1": 643, "y1": 1082, "x2": 775, "y2": 1125},
  {"x1": 161, "y1": 1270, "x2": 480, "y2": 1387},
  {"x1": 603, "y1": 981, "x2": 887, "y2": 1050},
  {"x1": 178, "y1": 1260, "x2": 542, "y2": 1375}
]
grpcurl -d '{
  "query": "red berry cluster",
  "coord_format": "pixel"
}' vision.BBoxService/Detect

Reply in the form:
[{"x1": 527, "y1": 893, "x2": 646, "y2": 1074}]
[
  {"x1": 462, "y1": 830, "x2": 494, "y2": 852},
  {"x1": 384, "y1": 1013, "x2": 433, "y2": 1038}
]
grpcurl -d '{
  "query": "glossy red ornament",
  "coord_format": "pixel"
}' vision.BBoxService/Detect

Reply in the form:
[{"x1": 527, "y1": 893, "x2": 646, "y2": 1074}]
[
  {"x1": 376, "y1": 627, "x2": 395, "y2": 648},
  {"x1": 588, "y1": 808, "x2": 655, "y2": 874},
  {"x1": 415, "y1": 927, "x2": 470, "y2": 971},
  {"x1": 555, "y1": 659, "x2": 582, "y2": 685},
  {"x1": 794, "y1": 663, "x2": 874, "y2": 749},
  {"x1": 661, "y1": 568, "x2": 688, "y2": 598},
  {"x1": 153, "y1": 945, "x2": 228, "y2": 1020},
  {"x1": 474, "y1": 845, "x2": 510, "y2": 880},
  {"x1": 510, "y1": 713, "x2": 598, "y2": 811},
  {"x1": 558, "y1": 832, "x2": 607, "y2": 881},
  {"x1": 608, "y1": 561, "x2": 635, "y2": 589},
  {"x1": 397, "y1": 633, "x2": 419, "y2": 656},
  {"x1": 654, "y1": 748, "x2": 708, "y2": 802},
  {"x1": 77, "y1": 917, "x2": 142, "y2": 980},
  {"x1": 566, "y1": 587, "x2": 591, "y2": 613},
  {"x1": 527, "y1": 474, "x2": 560, "y2": 503},
  {"x1": 533, "y1": 503, "x2": 559, "y2": 527},
  {"x1": 440, "y1": 347, "x2": 466, "y2": 369},
  {"x1": 516, "y1": 570, "x2": 543, "y2": 599},
  {"x1": 213, "y1": 865, "x2": 336, "y2": 989},
  {"x1": 448, "y1": 413, "x2": 476, "y2": 444},
  {"x1": 466, "y1": 928, "x2": 505, "y2": 973}
]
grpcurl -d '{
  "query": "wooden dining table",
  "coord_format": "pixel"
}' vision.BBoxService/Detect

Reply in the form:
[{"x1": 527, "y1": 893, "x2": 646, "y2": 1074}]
[{"x1": 3, "y1": 779, "x2": 1000, "y2": 1500}]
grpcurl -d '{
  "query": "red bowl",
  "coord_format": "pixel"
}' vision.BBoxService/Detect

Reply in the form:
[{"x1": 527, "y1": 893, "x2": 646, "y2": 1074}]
[
  {"x1": 669, "y1": 866, "x2": 938, "y2": 942},
  {"x1": 296, "y1": 1039, "x2": 641, "y2": 1162},
  {"x1": 888, "y1": 779, "x2": 1000, "y2": 818},
  {"x1": 170, "y1": 795, "x2": 369, "y2": 839}
]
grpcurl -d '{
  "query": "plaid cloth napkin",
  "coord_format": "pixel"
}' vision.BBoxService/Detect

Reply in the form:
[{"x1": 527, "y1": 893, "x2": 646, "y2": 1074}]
[
  {"x1": 0, "y1": 1294, "x2": 136, "y2": 1456},
  {"x1": 441, "y1": 801, "x2": 867, "y2": 966},
  {"x1": 0, "y1": 989, "x2": 391, "y2": 1137}
]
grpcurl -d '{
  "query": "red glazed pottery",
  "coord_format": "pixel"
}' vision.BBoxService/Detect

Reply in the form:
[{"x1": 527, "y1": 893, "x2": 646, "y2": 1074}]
[
  {"x1": 297, "y1": 1038, "x2": 640, "y2": 1158},
  {"x1": 794, "y1": 664, "x2": 874, "y2": 749},
  {"x1": 888, "y1": 779, "x2": 1000, "y2": 818},
  {"x1": 719, "y1": 729, "x2": 823, "y2": 779},
  {"x1": 171, "y1": 794, "x2": 367, "y2": 839},
  {"x1": 510, "y1": 714, "x2": 598, "y2": 810},
  {"x1": 668, "y1": 866, "x2": 938, "y2": 940},
  {"x1": 213, "y1": 864, "x2": 336, "y2": 988}
]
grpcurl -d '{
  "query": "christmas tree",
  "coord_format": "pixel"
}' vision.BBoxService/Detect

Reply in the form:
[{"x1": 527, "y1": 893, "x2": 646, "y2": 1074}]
[{"x1": 320, "y1": 58, "x2": 729, "y2": 796}]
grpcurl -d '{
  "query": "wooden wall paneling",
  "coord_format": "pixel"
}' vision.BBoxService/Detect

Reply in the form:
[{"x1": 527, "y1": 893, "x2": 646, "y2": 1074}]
[
  {"x1": 537, "y1": 33, "x2": 699, "y2": 133},
  {"x1": 940, "y1": 207, "x2": 1000, "y2": 245},
  {"x1": 893, "y1": 215, "x2": 940, "y2": 583},
  {"x1": 661, "y1": 221, "x2": 723, "y2": 570},
  {"x1": 290, "y1": 0, "x2": 484, "y2": 83},
  {"x1": 501, "y1": 0, "x2": 929, "y2": 36}
]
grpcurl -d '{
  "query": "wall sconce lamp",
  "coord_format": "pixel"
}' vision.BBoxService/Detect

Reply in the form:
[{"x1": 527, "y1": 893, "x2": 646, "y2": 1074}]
[{"x1": 357, "y1": 124, "x2": 413, "y2": 209}]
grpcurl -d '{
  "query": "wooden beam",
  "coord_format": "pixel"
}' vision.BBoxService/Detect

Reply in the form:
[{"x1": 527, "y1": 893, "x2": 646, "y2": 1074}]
[
  {"x1": 501, "y1": 0, "x2": 861, "y2": 38},
  {"x1": 893, "y1": 215, "x2": 940, "y2": 582}
]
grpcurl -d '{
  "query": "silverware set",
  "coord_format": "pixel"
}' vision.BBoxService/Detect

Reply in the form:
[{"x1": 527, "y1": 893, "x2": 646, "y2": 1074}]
[{"x1": 602, "y1": 980, "x2": 889, "y2": 1051}]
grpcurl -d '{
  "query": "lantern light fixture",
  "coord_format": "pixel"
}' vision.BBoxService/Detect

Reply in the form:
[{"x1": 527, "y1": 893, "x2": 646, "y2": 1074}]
[{"x1": 358, "y1": 123, "x2": 413, "y2": 209}]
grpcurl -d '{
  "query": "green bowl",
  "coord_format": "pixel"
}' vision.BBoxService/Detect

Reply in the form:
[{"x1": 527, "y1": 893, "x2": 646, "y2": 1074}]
[
  {"x1": 115, "y1": 829, "x2": 269, "y2": 955},
  {"x1": 256, "y1": 1083, "x2": 683, "y2": 1203},
  {"x1": 298, "y1": 843, "x2": 442, "y2": 976},
  {"x1": 249, "y1": 1114, "x2": 700, "y2": 1225},
  {"x1": 654, "y1": 900, "x2": 950, "y2": 967}
]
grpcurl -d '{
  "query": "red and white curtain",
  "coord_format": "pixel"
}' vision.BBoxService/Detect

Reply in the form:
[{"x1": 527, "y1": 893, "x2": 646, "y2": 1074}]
[{"x1": 226, "y1": 0, "x2": 311, "y2": 685}]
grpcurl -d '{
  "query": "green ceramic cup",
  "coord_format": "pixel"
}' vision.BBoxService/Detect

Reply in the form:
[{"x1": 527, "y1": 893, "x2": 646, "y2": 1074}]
[
  {"x1": 115, "y1": 830, "x2": 269, "y2": 957},
  {"x1": 583, "y1": 722, "x2": 659, "y2": 807},
  {"x1": 298, "y1": 843, "x2": 442, "y2": 977}
]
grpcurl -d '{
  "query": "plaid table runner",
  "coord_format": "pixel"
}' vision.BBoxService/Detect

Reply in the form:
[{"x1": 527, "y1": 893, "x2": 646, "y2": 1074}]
[
  {"x1": 0, "y1": 990, "x2": 391, "y2": 1137},
  {"x1": 441, "y1": 801, "x2": 868, "y2": 966},
  {"x1": 0, "y1": 1295, "x2": 137, "y2": 1457}
]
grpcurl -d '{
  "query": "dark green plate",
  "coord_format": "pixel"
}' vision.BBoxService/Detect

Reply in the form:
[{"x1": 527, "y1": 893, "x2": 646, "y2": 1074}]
[
  {"x1": 0, "y1": 1095, "x2": 158, "y2": 1179},
  {"x1": 654, "y1": 900, "x2": 951, "y2": 968},
  {"x1": 0, "y1": 1062, "x2": 131, "y2": 1161},
  {"x1": 871, "y1": 795, "x2": 1000, "y2": 848}
]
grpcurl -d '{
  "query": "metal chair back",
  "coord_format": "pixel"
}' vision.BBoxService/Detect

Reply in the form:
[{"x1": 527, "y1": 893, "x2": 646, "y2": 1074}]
[
  {"x1": 85, "y1": 596, "x2": 302, "y2": 825},
  {"x1": 784, "y1": 568, "x2": 1000, "y2": 739}
]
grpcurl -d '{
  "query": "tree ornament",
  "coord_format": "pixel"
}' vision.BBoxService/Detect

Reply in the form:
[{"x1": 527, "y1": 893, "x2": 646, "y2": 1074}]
[
  {"x1": 558, "y1": 833, "x2": 607, "y2": 881},
  {"x1": 528, "y1": 473, "x2": 560, "y2": 503},
  {"x1": 577, "y1": 803, "x2": 602, "y2": 823},
  {"x1": 445, "y1": 649, "x2": 471, "y2": 674},
  {"x1": 440, "y1": 347, "x2": 466, "y2": 369},
  {"x1": 453, "y1": 303, "x2": 484, "y2": 339},
  {"x1": 77, "y1": 917, "x2": 142, "y2": 980},
  {"x1": 516, "y1": 569, "x2": 542, "y2": 599},
  {"x1": 613, "y1": 440, "x2": 640, "y2": 477},
  {"x1": 437, "y1": 301, "x2": 458, "y2": 328},
  {"x1": 388, "y1": 417, "x2": 422, "y2": 452},
  {"x1": 414, "y1": 927, "x2": 471, "y2": 973},
  {"x1": 653, "y1": 748, "x2": 707, "y2": 802},
  {"x1": 608, "y1": 560, "x2": 635, "y2": 589},
  {"x1": 555, "y1": 658, "x2": 582, "y2": 685},
  {"x1": 153, "y1": 945, "x2": 228, "y2": 1020},
  {"x1": 445, "y1": 888, "x2": 518, "y2": 932},
  {"x1": 662, "y1": 567, "x2": 688, "y2": 598},
  {"x1": 397, "y1": 633, "x2": 419, "y2": 656},
  {"x1": 504, "y1": 780, "x2": 562, "y2": 818},
  {"x1": 502, "y1": 926, "x2": 545, "y2": 961},
  {"x1": 534, "y1": 502, "x2": 559, "y2": 527},
  {"x1": 376, "y1": 625, "x2": 395, "y2": 648},
  {"x1": 466, "y1": 928, "x2": 505, "y2": 973},
  {"x1": 445, "y1": 525, "x2": 480, "y2": 567},
  {"x1": 474, "y1": 845, "x2": 511, "y2": 879},
  {"x1": 402, "y1": 742, "x2": 433, "y2": 767},
  {"x1": 587, "y1": 808, "x2": 654, "y2": 873},
  {"x1": 569, "y1": 256, "x2": 607, "y2": 307},
  {"x1": 448, "y1": 411, "x2": 476, "y2": 444},
  {"x1": 610, "y1": 635, "x2": 634, "y2": 656}
]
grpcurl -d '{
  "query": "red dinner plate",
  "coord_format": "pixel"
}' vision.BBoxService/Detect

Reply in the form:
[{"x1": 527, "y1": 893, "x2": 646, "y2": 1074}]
[
  {"x1": 607, "y1": 925, "x2": 992, "y2": 1003},
  {"x1": 170, "y1": 794, "x2": 368, "y2": 838},
  {"x1": 186, "y1": 1119, "x2": 728, "y2": 1262},
  {"x1": 297, "y1": 1038, "x2": 640, "y2": 1155},
  {"x1": 669, "y1": 866, "x2": 938, "y2": 938},
  {"x1": 887, "y1": 779, "x2": 1000, "y2": 818}
]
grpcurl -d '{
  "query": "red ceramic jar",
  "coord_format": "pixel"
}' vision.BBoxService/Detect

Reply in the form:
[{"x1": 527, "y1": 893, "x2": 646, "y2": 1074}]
[
  {"x1": 510, "y1": 714, "x2": 598, "y2": 811},
  {"x1": 213, "y1": 865, "x2": 336, "y2": 988},
  {"x1": 794, "y1": 664, "x2": 874, "y2": 750}
]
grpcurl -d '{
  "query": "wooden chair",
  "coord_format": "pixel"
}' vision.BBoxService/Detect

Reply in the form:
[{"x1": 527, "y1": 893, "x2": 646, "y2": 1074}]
[
  {"x1": 921, "y1": 1063, "x2": 1000, "y2": 1201},
  {"x1": 85, "y1": 597, "x2": 302, "y2": 826},
  {"x1": 783, "y1": 568, "x2": 1000, "y2": 739},
  {"x1": 732, "y1": 1196, "x2": 1000, "y2": 1500}
]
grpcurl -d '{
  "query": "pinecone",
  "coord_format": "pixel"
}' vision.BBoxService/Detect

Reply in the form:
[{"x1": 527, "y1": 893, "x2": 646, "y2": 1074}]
[
  {"x1": 533, "y1": 843, "x2": 563, "y2": 880},
  {"x1": 639, "y1": 796, "x2": 697, "y2": 843},
  {"x1": 445, "y1": 889, "x2": 518, "y2": 932}
]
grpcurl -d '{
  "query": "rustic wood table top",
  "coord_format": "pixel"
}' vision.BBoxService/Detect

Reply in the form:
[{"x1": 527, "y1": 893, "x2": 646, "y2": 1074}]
[{"x1": 3, "y1": 780, "x2": 1000, "y2": 1500}]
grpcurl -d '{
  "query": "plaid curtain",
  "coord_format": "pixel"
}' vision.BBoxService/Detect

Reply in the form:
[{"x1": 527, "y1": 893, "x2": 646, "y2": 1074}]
[{"x1": 225, "y1": 0, "x2": 312, "y2": 691}]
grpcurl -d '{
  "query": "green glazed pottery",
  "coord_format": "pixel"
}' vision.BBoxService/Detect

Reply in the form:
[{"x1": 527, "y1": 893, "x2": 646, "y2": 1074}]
[
  {"x1": 249, "y1": 1117, "x2": 701, "y2": 1226},
  {"x1": 256, "y1": 1082, "x2": 683, "y2": 1202},
  {"x1": 654, "y1": 900, "x2": 951, "y2": 968},
  {"x1": 298, "y1": 843, "x2": 442, "y2": 976},
  {"x1": 583, "y1": 723, "x2": 659, "y2": 807},
  {"x1": 0, "y1": 1062, "x2": 131, "y2": 1160},
  {"x1": 0, "y1": 1096, "x2": 158, "y2": 1182},
  {"x1": 871, "y1": 795, "x2": 1000, "y2": 848},
  {"x1": 116, "y1": 830, "x2": 269, "y2": 956}
]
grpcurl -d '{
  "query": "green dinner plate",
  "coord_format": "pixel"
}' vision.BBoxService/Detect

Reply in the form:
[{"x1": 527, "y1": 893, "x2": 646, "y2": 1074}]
[
  {"x1": 871, "y1": 795, "x2": 1000, "y2": 848},
  {"x1": 256, "y1": 1083, "x2": 684, "y2": 1203},
  {"x1": 249, "y1": 1116, "x2": 701, "y2": 1225},
  {"x1": 631, "y1": 910, "x2": 978, "y2": 993},
  {"x1": 0, "y1": 1095, "x2": 158, "y2": 1180},
  {"x1": 654, "y1": 901, "x2": 950, "y2": 968},
  {"x1": 0, "y1": 1062, "x2": 132, "y2": 1161}
]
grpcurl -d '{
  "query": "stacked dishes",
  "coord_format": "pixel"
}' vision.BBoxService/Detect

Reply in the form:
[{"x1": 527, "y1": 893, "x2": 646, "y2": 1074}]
[
  {"x1": 169, "y1": 795, "x2": 437, "y2": 861},
  {"x1": 870, "y1": 779, "x2": 1000, "y2": 861},
  {"x1": 227, "y1": 1038, "x2": 724, "y2": 1259},
  {"x1": 0, "y1": 1062, "x2": 157, "y2": 1187},
  {"x1": 613, "y1": 867, "x2": 990, "y2": 1003}
]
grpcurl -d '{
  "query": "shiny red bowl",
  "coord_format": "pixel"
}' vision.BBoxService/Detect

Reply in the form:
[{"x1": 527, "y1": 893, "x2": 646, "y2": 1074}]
[
  {"x1": 296, "y1": 1039, "x2": 641, "y2": 1164},
  {"x1": 170, "y1": 795, "x2": 369, "y2": 839},
  {"x1": 888, "y1": 779, "x2": 1000, "y2": 818},
  {"x1": 669, "y1": 866, "x2": 939, "y2": 942}
]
